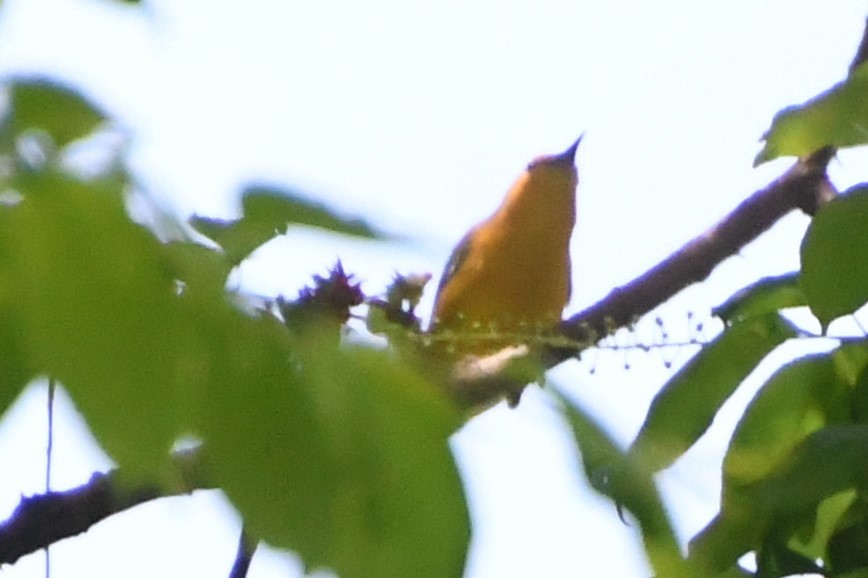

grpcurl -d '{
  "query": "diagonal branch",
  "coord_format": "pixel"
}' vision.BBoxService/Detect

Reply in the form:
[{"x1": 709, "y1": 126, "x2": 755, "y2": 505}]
[
  {"x1": 0, "y1": 448, "x2": 210, "y2": 566},
  {"x1": 552, "y1": 147, "x2": 837, "y2": 361}
]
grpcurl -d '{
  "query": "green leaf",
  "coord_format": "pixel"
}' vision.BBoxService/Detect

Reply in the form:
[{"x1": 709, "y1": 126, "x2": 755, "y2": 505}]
[
  {"x1": 554, "y1": 389, "x2": 689, "y2": 577},
  {"x1": 314, "y1": 347, "x2": 467, "y2": 578},
  {"x1": 723, "y1": 353, "x2": 850, "y2": 488},
  {"x1": 827, "y1": 499, "x2": 868, "y2": 576},
  {"x1": 629, "y1": 314, "x2": 796, "y2": 472},
  {"x1": 0, "y1": 305, "x2": 33, "y2": 420},
  {"x1": 0, "y1": 206, "x2": 35, "y2": 416},
  {"x1": 751, "y1": 424, "x2": 868, "y2": 520},
  {"x1": 242, "y1": 184, "x2": 379, "y2": 239},
  {"x1": 691, "y1": 423, "x2": 868, "y2": 576},
  {"x1": 198, "y1": 314, "x2": 339, "y2": 566},
  {"x1": 689, "y1": 513, "x2": 757, "y2": 576},
  {"x1": 714, "y1": 567, "x2": 759, "y2": 578},
  {"x1": 689, "y1": 343, "x2": 868, "y2": 575},
  {"x1": 850, "y1": 363, "x2": 868, "y2": 422},
  {"x1": 162, "y1": 240, "x2": 233, "y2": 296},
  {"x1": 713, "y1": 273, "x2": 805, "y2": 324},
  {"x1": 755, "y1": 62, "x2": 868, "y2": 165},
  {"x1": 0, "y1": 78, "x2": 107, "y2": 149},
  {"x1": 5, "y1": 171, "x2": 179, "y2": 480},
  {"x1": 794, "y1": 489, "x2": 858, "y2": 562},
  {"x1": 190, "y1": 185, "x2": 380, "y2": 266},
  {"x1": 801, "y1": 186, "x2": 868, "y2": 329},
  {"x1": 204, "y1": 331, "x2": 468, "y2": 578},
  {"x1": 756, "y1": 541, "x2": 823, "y2": 578}
]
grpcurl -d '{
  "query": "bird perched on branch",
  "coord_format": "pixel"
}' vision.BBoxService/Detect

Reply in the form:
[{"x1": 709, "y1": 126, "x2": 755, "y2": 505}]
[{"x1": 428, "y1": 137, "x2": 582, "y2": 392}]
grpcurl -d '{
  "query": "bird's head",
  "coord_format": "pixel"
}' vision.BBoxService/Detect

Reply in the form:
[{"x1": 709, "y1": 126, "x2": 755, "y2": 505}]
[{"x1": 521, "y1": 135, "x2": 582, "y2": 195}]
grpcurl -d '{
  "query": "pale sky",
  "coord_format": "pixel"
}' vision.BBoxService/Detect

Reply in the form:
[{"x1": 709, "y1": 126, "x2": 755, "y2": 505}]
[{"x1": 0, "y1": 1, "x2": 867, "y2": 577}]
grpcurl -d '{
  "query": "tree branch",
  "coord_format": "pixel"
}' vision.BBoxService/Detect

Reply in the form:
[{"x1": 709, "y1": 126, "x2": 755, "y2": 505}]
[
  {"x1": 554, "y1": 147, "x2": 836, "y2": 358},
  {"x1": 0, "y1": 447, "x2": 210, "y2": 566},
  {"x1": 228, "y1": 526, "x2": 258, "y2": 578}
]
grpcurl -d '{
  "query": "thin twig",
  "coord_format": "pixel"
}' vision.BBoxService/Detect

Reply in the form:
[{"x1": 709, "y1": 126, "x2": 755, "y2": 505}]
[
  {"x1": 228, "y1": 526, "x2": 258, "y2": 578},
  {"x1": 44, "y1": 378, "x2": 55, "y2": 578}
]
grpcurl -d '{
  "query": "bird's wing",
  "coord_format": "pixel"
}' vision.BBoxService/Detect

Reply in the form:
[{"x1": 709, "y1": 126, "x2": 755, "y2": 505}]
[{"x1": 431, "y1": 228, "x2": 477, "y2": 313}]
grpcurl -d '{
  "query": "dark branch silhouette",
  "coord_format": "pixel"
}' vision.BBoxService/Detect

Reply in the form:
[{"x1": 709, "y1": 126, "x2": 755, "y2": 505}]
[
  {"x1": 0, "y1": 448, "x2": 210, "y2": 566},
  {"x1": 228, "y1": 527, "x2": 257, "y2": 578}
]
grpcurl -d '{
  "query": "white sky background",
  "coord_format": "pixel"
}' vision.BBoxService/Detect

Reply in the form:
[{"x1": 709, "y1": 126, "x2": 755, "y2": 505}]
[{"x1": 0, "y1": 1, "x2": 867, "y2": 577}]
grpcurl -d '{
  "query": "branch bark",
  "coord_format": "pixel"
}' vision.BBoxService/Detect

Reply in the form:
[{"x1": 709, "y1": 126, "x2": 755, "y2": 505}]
[
  {"x1": 0, "y1": 448, "x2": 210, "y2": 566},
  {"x1": 553, "y1": 147, "x2": 836, "y2": 357}
]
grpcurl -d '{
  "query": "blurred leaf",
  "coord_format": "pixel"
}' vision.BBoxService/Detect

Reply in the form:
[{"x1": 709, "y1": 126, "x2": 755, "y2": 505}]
[
  {"x1": 714, "y1": 567, "x2": 758, "y2": 578},
  {"x1": 837, "y1": 340, "x2": 868, "y2": 384},
  {"x1": 629, "y1": 314, "x2": 796, "y2": 472},
  {"x1": 801, "y1": 186, "x2": 868, "y2": 329},
  {"x1": 243, "y1": 184, "x2": 379, "y2": 238},
  {"x1": 791, "y1": 489, "x2": 857, "y2": 563},
  {"x1": 554, "y1": 389, "x2": 690, "y2": 577},
  {"x1": 850, "y1": 364, "x2": 868, "y2": 422},
  {"x1": 827, "y1": 500, "x2": 868, "y2": 576},
  {"x1": 755, "y1": 62, "x2": 868, "y2": 165},
  {"x1": 198, "y1": 314, "x2": 339, "y2": 566},
  {"x1": 0, "y1": 204, "x2": 34, "y2": 416},
  {"x1": 689, "y1": 343, "x2": 868, "y2": 575},
  {"x1": 0, "y1": 78, "x2": 107, "y2": 149},
  {"x1": 311, "y1": 346, "x2": 467, "y2": 578},
  {"x1": 162, "y1": 240, "x2": 233, "y2": 296},
  {"x1": 0, "y1": 305, "x2": 32, "y2": 420},
  {"x1": 689, "y1": 513, "x2": 757, "y2": 576},
  {"x1": 723, "y1": 351, "x2": 854, "y2": 488},
  {"x1": 205, "y1": 329, "x2": 468, "y2": 578},
  {"x1": 190, "y1": 185, "x2": 380, "y2": 266},
  {"x1": 713, "y1": 273, "x2": 805, "y2": 324},
  {"x1": 752, "y1": 424, "x2": 868, "y2": 519},
  {"x1": 756, "y1": 541, "x2": 823, "y2": 578},
  {"x1": 5, "y1": 170, "x2": 179, "y2": 480},
  {"x1": 187, "y1": 215, "x2": 257, "y2": 266},
  {"x1": 691, "y1": 426, "x2": 868, "y2": 576}
]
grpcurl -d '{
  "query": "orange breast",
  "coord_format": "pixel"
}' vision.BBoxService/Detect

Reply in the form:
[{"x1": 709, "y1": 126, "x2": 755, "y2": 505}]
[{"x1": 431, "y1": 217, "x2": 571, "y2": 355}]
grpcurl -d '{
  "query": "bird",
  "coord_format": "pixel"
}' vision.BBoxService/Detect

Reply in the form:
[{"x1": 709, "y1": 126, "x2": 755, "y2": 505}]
[{"x1": 429, "y1": 136, "x2": 582, "y2": 368}]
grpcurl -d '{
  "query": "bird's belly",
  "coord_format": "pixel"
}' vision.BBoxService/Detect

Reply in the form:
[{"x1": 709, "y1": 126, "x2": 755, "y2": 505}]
[{"x1": 447, "y1": 247, "x2": 570, "y2": 330}]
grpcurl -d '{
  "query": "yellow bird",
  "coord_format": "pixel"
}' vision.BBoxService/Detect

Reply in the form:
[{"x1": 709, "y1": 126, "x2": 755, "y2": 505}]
[{"x1": 430, "y1": 136, "x2": 582, "y2": 357}]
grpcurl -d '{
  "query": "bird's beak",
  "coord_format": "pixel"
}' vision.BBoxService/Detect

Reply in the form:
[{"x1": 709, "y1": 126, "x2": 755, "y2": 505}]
[{"x1": 552, "y1": 134, "x2": 583, "y2": 166}]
